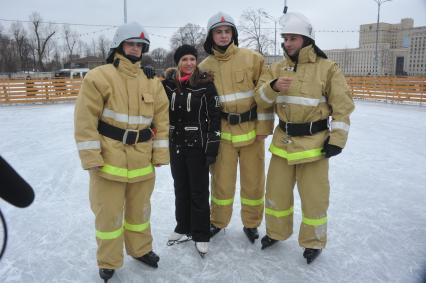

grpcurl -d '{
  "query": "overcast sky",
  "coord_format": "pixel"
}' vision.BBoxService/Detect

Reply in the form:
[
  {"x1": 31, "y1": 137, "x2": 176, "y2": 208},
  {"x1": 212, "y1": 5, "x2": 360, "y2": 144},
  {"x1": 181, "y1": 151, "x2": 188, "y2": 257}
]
[{"x1": 1, "y1": 0, "x2": 426, "y2": 54}]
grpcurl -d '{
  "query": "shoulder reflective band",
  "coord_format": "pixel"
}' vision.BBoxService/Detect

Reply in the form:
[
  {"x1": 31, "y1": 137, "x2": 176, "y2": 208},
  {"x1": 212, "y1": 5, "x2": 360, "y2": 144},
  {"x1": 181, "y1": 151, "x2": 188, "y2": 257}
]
[
  {"x1": 153, "y1": 139, "x2": 169, "y2": 148},
  {"x1": 100, "y1": 164, "x2": 154, "y2": 179},
  {"x1": 276, "y1": 95, "x2": 326, "y2": 107},
  {"x1": 219, "y1": 90, "x2": 254, "y2": 103},
  {"x1": 102, "y1": 108, "x2": 153, "y2": 125},
  {"x1": 96, "y1": 226, "x2": 123, "y2": 240},
  {"x1": 257, "y1": 113, "x2": 275, "y2": 121},
  {"x1": 331, "y1": 121, "x2": 350, "y2": 132},
  {"x1": 211, "y1": 195, "x2": 234, "y2": 206},
  {"x1": 221, "y1": 130, "x2": 256, "y2": 143},
  {"x1": 124, "y1": 220, "x2": 150, "y2": 232},
  {"x1": 241, "y1": 197, "x2": 264, "y2": 206},
  {"x1": 269, "y1": 144, "x2": 322, "y2": 161},
  {"x1": 77, "y1": 140, "x2": 100, "y2": 150},
  {"x1": 302, "y1": 214, "x2": 327, "y2": 226},
  {"x1": 265, "y1": 206, "x2": 294, "y2": 218}
]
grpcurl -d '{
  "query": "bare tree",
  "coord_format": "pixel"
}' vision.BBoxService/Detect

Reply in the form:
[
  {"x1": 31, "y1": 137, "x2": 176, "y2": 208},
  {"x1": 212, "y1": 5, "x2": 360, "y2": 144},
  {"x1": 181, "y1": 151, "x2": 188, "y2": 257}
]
[
  {"x1": 0, "y1": 25, "x2": 18, "y2": 73},
  {"x1": 170, "y1": 23, "x2": 206, "y2": 52},
  {"x1": 63, "y1": 24, "x2": 79, "y2": 68},
  {"x1": 239, "y1": 8, "x2": 274, "y2": 55},
  {"x1": 97, "y1": 35, "x2": 111, "y2": 59},
  {"x1": 28, "y1": 12, "x2": 56, "y2": 71},
  {"x1": 150, "y1": 48, "x2": 168, "y2": 69},
  {"x1": 10, "y1": 22, "x2": 30, "y2": 71}
]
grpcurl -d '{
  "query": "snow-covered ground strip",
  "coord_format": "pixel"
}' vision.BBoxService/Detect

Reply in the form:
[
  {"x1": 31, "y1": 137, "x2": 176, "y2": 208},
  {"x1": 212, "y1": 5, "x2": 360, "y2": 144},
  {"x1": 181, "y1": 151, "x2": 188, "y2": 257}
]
[{"x1": 0, "y1": 101, "x2": 425, "y2": 283}]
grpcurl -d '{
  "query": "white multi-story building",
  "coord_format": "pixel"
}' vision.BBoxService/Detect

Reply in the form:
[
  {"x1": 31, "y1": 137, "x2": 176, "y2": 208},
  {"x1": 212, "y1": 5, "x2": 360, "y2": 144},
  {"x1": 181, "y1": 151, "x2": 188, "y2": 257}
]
[{"x1": 325, "y1": 18, "x2": 426, "y2": 76}]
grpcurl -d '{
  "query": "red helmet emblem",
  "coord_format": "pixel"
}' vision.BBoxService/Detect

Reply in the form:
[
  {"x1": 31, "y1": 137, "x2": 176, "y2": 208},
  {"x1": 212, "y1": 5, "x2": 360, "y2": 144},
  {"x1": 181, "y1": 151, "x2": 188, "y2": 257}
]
[
  {"x1": 139, "y1": 32, "x2": 145, "y2": 39},
  {"x1": 220, "y1": 16, "x2": 225, "y2": 22}
]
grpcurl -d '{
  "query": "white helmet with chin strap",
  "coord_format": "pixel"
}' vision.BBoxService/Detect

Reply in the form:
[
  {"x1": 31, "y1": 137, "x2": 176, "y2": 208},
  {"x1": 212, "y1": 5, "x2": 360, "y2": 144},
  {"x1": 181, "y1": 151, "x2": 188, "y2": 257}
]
[
  {"x1": 207, "y1": 11, "x2": 237, "y2": 32},
  {"x1": 203, "y1": 12, "x2": 239, "y2": 54},
  {"x1": 279, "y1": 12, "x2": 315, "y2": 40},
  {"x1": 106, "y1": 22, "x2": 150, "y2": 63}
]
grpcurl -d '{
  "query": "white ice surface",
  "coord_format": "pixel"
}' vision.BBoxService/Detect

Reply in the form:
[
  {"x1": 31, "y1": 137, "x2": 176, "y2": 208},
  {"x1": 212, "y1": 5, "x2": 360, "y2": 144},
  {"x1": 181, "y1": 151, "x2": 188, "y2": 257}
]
[{"x1": 0, "y1": 101, "x2": 425, "y2": 283}]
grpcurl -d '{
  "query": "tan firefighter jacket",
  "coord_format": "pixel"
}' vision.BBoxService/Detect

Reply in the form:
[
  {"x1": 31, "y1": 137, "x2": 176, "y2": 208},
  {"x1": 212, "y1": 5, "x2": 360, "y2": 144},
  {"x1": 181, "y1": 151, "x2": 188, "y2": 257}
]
[
  {"x1": 255, "y1": 45, "x2": 355, "y2": 165},
  {"x1": 199, "y1": 43, "x2": 274, "y2": 147},
  {"x1": 74, "y1": 53, "x2": 169, "y2": 183}
]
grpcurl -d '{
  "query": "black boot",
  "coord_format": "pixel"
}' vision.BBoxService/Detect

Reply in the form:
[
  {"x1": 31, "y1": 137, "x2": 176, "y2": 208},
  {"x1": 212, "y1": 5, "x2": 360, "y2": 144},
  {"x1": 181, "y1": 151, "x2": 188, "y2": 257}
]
[
  {"x1": 243, "y1": 227, "x2": 259, "y2": 243},
  {"x1": 134, "y1": 251, "x2": 160, "y2": 268},
  {"x1": 99, "y1": 268, "x2": 114, "y2": 283},
  {"x1": 210, "y1": 224, "x2": 221, "y2": 238},
  {"x1": 303, "y1": 248, "x2": 322, "y2": 264},
  {"x1": 261, "y1": 235, "x2": 278, "y2": 250}
]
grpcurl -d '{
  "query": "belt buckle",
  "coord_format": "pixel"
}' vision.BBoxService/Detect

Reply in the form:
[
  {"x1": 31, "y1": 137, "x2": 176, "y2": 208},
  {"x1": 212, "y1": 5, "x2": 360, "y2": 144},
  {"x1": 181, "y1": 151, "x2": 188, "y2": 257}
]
[
  {"x1": 123, "y1": 129, "x2": 139, "y2": 144},
  {"x1": 227, "y1": 113, "x2": 241, "y2": 125},
  {"x1": 308, "y1": 122, "x2": 313, "y2": 135},
  {"x1": 285, "y1": 121, "x2": 292, "y2": 136}
]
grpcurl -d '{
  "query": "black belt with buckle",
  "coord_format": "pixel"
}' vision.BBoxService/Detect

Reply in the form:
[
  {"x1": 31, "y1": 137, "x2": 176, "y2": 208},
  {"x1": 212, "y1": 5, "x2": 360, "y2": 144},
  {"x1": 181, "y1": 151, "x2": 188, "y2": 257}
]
[
  {"x1": 98, "y1": 120, "x2": 153, "y2": 145},
  {"x1": 221, "y1": 106, "x2": 257, "y2": 125},
  {"x1": 279, "y1": 119, "x2": 329, "y2": 137}
]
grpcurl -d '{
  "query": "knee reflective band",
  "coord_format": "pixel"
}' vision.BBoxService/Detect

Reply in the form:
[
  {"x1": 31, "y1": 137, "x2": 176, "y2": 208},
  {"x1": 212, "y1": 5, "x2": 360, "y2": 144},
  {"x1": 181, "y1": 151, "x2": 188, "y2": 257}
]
[
  {"x1": 269, "y1": 144, "x2": 323, "y2": 161},
  {"x1": 100, "y1": 164, "x2": 154, "y2": 179},
  {"x1": 211, "y1": 195, "x2": 234, "y2": 206},
  {"x1": 221, "y1": 130, "x2": 256, "y2": 143},
  {"x1": 124, "y1": 220, "x2": 150, "y2": 232},
  {"x1": 302, "y1": 214, "x2": 327, "y2": 226},
  {"x1": 265, "y1": 206, "x2": 294, "y2": 218},
  {"x1": 96, "y1": 227, "x2": 124, "y2": 240},
  {"x1": 241, "y1": 197, "x2": 264, "y2": 206}
]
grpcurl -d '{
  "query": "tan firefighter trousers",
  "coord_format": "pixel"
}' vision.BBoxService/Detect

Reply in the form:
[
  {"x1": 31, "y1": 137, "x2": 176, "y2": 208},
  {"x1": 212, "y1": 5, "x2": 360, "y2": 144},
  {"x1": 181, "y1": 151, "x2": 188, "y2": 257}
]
[
  {"x1": 89, "y1": 171, "x2": 155, "y2": 269},
  {"x1": 210, "y1": 139, "x2": 265, "y2": 229},
  {"x1": 265, "y1": 155, "x2": 330, "y2": 249}
]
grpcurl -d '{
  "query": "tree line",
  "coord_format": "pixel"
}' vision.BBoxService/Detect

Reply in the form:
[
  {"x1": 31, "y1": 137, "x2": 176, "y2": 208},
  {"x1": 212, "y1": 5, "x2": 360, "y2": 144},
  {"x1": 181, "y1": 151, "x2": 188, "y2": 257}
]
[{"x1": 0, "y1": 9, "x2": 277, "y2": 74}]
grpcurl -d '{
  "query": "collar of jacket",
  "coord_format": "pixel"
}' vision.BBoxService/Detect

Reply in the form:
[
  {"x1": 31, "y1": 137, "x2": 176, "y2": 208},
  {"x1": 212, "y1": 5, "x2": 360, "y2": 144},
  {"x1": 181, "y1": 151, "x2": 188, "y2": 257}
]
[
  {"x1": 212, "y1": 43, "x2": 237, "y2": 61},
  {"x1": 114, "y1": 53, "x2": 141, "y2": 77},
  {"x1": 284, "y1": 45, "x2": 317, "y2": 65}
]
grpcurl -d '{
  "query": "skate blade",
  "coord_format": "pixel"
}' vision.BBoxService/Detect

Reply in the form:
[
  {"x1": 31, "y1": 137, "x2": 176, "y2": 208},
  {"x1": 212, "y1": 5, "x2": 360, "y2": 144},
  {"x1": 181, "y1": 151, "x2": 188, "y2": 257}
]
[
  {"x1": 197, "y1": 251, "x2": 207, "y2": 258},
  {"x1": 167, "y1": 236, "x2": 192, "y2": 246}
]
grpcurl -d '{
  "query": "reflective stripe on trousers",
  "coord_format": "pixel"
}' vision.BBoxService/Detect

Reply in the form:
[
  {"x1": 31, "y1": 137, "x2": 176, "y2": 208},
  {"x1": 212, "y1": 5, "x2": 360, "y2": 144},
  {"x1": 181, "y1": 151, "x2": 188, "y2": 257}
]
[{"x1": 96, "y1": 220, "x2": 150, "y2": 240}]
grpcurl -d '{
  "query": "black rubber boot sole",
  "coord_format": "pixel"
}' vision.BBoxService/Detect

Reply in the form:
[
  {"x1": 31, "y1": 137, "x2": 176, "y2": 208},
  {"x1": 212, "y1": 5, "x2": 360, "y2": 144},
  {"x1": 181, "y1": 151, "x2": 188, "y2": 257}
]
[
  {"x1": 261, "y1": 235, "x2": 278, "y2": 250},
  {"x1": 243, "y1": 227, "x2": 259, "y2": 243},
  {"x1": 303, "y1": 248, "x2": 322, "y2": 264}
]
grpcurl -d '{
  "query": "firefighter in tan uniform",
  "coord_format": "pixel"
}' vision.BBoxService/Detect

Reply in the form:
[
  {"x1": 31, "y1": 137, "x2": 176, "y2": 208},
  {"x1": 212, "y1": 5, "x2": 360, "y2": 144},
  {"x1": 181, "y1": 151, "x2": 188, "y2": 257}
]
[
  {"x1": 255, "y1": 12, "x2": 354, "y2": 264},
  {"x1": 74, "y1": 22, "x2": 169, "y2": 282},
  {"x1": 199, "y1": 12, "x2": 274, "y2": 243}
]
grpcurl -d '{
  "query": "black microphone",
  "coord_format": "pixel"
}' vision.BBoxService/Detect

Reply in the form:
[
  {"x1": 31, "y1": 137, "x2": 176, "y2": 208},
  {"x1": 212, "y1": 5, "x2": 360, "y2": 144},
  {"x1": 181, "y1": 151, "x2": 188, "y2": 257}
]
[{"x1": 0, "y1": 156, "x2": 35, "y2": 208}]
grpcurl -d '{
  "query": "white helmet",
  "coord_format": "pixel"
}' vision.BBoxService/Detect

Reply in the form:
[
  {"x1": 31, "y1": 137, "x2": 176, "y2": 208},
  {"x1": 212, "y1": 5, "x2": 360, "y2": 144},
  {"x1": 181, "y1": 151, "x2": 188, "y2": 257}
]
[
  {"x1": 106, "y1": 22, "x2": 150, "y2": 63},
  {"x1": 204, "y1": 12, "x2": 239, "y2": 54},
  {"x1": 207, "y1": 11, "x2": 237, "y2": 32},
  {"x1": 110, "y1": 22, "x2": 150, "y2": 52},
  {"x1": 279, "y1": 12, "x2": 315, "y2": 40}
]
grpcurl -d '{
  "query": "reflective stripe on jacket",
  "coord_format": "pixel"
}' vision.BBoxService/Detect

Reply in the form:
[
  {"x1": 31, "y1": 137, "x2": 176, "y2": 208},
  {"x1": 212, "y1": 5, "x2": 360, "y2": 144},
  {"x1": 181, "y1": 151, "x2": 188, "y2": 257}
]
[
  {"x1": 199, "y1": 43, "x2": 274, "y2": 147},
  {"x1": 254, "y1": 45, "x2": 354, "y2": 165},
  {"x1": 74, "y1": 53, "x2": 170, "y2": 182}
]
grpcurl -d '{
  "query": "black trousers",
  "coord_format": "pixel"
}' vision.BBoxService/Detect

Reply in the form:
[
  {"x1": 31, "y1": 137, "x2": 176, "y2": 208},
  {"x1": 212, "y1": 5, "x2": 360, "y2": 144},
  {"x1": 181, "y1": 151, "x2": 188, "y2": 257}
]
[{"x1": 170, "y1": 146, "x2": 210, "y2": 242}]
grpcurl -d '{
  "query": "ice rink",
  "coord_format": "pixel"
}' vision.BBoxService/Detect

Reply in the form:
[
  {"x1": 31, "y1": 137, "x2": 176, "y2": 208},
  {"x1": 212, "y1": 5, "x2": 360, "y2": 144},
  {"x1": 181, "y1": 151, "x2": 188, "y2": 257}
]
[{"x1": 0, "y1": 100, "x2": 425, "y2": 283}]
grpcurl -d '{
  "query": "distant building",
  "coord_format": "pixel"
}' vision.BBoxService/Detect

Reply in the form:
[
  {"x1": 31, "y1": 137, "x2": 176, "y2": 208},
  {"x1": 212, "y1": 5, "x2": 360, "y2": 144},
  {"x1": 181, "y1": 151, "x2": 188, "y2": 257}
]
[
  {"x1": 64, "y1": 56, "x2": 105, "y2": 69},
  {"x1": 325, "y1": 18, "x2": 426, "y2": 76}
]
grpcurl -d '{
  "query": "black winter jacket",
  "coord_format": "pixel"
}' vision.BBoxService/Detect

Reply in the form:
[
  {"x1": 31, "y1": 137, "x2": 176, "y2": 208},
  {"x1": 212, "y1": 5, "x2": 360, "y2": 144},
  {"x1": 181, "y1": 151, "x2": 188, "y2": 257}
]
[{"x1": 162, "y1": 72, "x2": 221, "y2": 158}]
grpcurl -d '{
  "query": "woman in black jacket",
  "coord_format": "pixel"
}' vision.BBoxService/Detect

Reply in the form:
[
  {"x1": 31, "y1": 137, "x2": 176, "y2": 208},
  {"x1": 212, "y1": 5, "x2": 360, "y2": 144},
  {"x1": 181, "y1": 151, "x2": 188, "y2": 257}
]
[{"x1": 162, "y1": 45, "x2": 221, "y2": 257}]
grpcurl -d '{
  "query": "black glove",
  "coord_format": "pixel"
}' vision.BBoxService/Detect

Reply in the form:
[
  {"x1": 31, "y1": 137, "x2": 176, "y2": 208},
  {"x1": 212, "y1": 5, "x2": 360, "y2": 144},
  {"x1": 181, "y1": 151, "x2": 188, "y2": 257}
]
[
  {"x1": 322, "y1": 137, "x2": 342, "y2": 158},
  {"x1": 142, "y1": 65, "x2": 156, "y2": 79},
  {"x1": 205, "y1": 156, "x2": 216, "y2": 167}
]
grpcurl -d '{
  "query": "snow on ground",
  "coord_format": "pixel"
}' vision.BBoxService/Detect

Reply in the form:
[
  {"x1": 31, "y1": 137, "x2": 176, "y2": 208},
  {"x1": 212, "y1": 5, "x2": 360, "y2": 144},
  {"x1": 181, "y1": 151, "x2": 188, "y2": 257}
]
[{"x1": 0, "y1": 100, "x2": 425, "y2": 283}]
